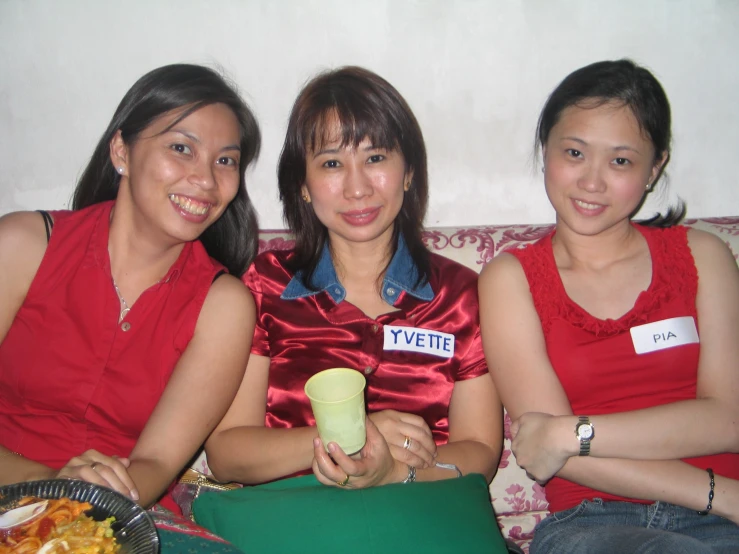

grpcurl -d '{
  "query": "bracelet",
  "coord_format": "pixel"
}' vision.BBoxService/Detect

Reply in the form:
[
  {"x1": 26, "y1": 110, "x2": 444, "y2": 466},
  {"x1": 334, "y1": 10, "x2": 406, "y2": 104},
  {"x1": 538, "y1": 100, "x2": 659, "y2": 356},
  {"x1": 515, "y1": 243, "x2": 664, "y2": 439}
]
[
  {"x1": 696, "y1": 468, "x2": 715, "y2": 515},
  {"x1": 402, "y1": 465, "x2": 416, "y2": 484},
  {"x1": 434, "y1": 461, "x2": 463, "y2": 478}
]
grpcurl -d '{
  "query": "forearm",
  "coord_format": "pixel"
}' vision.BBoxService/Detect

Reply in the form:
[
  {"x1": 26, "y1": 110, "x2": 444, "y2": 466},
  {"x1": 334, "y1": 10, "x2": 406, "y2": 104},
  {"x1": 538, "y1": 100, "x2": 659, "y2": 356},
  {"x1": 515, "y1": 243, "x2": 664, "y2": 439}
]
[
  {"x1": 206, "y1": 426, "x2": 319, "y2": 485},
  {"x1": 125, "y1": 458, "x2": 178, "y2": 508},
  {"x1": 415, "y1": 440, "x2": 500, "y2": 484},
  {"x1": 0, "y1": 446, "x2": 55, "y2": 486},
  {"x1": 558, "y1": 457, "x2": 738, "y2": 521},
  {"x1": 583, "y1": 399, "x2": 739, "y2": 459}
]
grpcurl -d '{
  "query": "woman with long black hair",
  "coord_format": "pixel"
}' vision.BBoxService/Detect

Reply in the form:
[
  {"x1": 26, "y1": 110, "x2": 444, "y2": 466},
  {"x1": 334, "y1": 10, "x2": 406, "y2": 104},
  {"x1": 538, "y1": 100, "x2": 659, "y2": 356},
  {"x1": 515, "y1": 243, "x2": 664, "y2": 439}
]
[{"x1": 0, "y1": 63, "x2": 260, "y2": 551}]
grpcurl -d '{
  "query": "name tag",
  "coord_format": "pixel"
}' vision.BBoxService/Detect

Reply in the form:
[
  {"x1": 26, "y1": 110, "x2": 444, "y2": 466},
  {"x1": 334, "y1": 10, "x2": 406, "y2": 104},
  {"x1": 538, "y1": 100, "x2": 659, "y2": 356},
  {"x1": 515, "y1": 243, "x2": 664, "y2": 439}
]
[
  {"x1": 630, "y1": 316, "x2": 699, "y2": 354},
  {"x1": 383, "y1": 325, "x2": 455, "y2": 358}
]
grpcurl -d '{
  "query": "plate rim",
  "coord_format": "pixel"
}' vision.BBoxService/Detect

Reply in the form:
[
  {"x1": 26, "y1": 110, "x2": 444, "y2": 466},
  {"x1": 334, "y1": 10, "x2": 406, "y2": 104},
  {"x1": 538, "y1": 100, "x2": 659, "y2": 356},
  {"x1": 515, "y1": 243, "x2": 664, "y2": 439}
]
[{"x1": 0, "y1": 478, "x2": 159, "y2": 553}]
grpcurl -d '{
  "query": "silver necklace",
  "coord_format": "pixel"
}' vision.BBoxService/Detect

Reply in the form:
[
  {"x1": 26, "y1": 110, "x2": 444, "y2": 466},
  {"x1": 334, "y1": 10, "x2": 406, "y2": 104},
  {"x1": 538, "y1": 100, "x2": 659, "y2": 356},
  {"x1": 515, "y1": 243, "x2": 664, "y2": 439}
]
[{"x1": 113, "y1": 279, "x2": 131, "y2": 323}]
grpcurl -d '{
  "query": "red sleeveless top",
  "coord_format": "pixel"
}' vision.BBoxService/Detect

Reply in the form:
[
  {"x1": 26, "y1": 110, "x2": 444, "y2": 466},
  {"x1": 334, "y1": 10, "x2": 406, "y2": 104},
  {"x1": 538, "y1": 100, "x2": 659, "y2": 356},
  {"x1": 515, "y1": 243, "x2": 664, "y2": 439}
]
[
  {"x1": 510, "y1": 224, "x2": 739, "y2": 513},
  {"x1": 0, "y1": 202, "x2": 222, "y2": 483}
]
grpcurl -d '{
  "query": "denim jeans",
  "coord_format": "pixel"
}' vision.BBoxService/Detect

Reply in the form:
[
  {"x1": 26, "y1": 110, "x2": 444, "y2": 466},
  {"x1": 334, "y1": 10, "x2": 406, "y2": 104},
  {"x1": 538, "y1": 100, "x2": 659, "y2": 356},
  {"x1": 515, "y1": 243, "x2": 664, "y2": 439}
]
[{"x1": 530, "y1": 499, "x2": 739, "y2": 554}]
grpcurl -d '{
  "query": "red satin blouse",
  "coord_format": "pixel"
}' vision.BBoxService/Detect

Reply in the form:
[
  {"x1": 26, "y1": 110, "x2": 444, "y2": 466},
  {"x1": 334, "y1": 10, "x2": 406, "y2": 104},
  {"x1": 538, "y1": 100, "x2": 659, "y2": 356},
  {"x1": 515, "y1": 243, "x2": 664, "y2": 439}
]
[{"x1": 243, "y1": 244, "x2": 488, "y2": 445}]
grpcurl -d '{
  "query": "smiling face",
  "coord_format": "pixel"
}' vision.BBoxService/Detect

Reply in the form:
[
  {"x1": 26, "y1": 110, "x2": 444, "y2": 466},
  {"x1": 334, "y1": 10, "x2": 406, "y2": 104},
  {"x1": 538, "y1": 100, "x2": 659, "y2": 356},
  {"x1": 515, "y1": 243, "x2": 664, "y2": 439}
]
[
  {"x1": 543, "y1": 100, "x2": 667, "y2": 237},
  {"x1": 111, "y1": 102, "x2": 242, "y2": 244},
  {"x1": 302, "y1": 118, "x2": 411, "y2": 251}
]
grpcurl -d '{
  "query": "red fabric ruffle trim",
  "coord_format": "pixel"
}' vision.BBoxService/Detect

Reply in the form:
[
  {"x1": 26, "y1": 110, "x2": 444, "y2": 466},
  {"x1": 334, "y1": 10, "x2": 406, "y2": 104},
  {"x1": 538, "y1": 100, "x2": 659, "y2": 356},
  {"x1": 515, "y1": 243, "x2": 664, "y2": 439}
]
[{"x1": 516, "y1": 225, "x2": 697, "y2": 337}]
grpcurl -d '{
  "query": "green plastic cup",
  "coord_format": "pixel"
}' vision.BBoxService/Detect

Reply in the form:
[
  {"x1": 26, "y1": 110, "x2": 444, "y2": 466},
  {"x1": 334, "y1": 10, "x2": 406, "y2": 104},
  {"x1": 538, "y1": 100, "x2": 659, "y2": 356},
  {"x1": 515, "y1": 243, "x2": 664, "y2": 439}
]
[{"x1": 305, "y1": 368, "x2": 367, "y2": 455}]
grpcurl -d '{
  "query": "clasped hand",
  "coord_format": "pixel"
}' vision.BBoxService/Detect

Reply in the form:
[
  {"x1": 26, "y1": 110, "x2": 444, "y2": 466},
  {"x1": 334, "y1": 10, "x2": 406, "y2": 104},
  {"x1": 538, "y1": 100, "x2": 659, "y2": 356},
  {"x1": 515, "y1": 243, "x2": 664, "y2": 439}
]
[
  {"x1": 312, "y1": 410, "x2": 436, "y2": 489},
  {"x1": 510, "y1": 412, "x2": 574, "y2": 485},
  {"x1": 368, "y1": 409, "x2": 436, "y2": 469},
  {"x1": 54, "y1": 449, "x2": 139, "y2": 501}
]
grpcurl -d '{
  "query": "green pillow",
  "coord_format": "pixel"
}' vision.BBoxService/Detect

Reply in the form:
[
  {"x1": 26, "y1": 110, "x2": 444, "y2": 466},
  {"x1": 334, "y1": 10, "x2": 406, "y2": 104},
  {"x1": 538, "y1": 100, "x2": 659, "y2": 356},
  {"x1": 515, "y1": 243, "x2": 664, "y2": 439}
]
[{"x1": 193, "y1": 473, "x2": 507, "y2": 554}]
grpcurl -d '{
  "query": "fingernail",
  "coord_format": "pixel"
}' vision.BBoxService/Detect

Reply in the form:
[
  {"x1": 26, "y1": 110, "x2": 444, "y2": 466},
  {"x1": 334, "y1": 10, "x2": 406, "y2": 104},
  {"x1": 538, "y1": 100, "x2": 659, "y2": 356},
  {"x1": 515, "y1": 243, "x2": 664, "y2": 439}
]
[
  {"x1": 131, "y1": 490, "x2": 139, "y2": 501},
  {"x1": 328, "y1": 443, "x2": 337, "y2": 453},
  {"x1": 313, "y1": 438, "x2": 321, "y2": 448}
]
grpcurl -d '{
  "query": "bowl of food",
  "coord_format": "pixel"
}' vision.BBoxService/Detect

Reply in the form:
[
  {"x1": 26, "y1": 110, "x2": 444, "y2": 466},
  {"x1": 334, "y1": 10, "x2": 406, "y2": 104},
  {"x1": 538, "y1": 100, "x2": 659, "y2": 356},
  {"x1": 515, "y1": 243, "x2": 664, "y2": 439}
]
[{"x1": 0, "y1": 479, "x2": 159, "y2": 553}]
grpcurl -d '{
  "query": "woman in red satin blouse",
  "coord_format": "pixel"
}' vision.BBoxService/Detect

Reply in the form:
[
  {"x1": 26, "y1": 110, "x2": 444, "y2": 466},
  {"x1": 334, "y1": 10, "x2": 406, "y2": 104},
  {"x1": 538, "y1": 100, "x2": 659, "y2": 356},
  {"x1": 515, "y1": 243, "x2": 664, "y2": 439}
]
[
  {"x1": 206, "y1": 66, "x2": 502, "y2": 489},
  {"x1": 0, "y1": 64, "x2": 259, "y2": 513}
]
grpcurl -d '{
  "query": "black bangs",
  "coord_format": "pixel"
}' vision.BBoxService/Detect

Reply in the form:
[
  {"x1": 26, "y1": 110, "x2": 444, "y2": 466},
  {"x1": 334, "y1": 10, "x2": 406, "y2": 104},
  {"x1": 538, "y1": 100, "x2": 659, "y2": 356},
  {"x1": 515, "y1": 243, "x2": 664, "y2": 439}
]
[
  {"x1": 303, "y1": 103, "x2": 402, "y2": 156},
  {"x1": 297, "y1": 66, "x2": 409, "y2": 156}
]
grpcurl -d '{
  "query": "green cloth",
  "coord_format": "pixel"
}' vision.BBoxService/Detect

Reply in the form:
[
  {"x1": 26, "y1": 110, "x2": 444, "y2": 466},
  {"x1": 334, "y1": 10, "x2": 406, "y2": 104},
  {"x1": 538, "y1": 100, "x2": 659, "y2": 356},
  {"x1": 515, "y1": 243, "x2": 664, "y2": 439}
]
[
  {"x1": 193, "y1": 474, "x2": 508, "y2": 554},
  {"x1": 157, "y1": 528, "x2": 246, "y2": 554}
]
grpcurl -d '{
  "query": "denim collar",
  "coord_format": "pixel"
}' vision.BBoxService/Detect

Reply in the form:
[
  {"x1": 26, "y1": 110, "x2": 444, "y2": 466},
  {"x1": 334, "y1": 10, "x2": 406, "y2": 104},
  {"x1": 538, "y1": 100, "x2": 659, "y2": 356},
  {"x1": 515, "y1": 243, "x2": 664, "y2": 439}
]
[{"x1": 281, "y1": 235, "x2": 434, "y2": 305}]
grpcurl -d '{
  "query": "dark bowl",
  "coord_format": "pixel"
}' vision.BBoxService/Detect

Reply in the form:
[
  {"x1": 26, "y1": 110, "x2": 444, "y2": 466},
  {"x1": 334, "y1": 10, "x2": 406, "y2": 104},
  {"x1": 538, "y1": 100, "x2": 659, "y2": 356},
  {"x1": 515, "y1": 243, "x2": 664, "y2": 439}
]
[{"x1": 0, "y1": 479, "x2": 159, "y2": 553}]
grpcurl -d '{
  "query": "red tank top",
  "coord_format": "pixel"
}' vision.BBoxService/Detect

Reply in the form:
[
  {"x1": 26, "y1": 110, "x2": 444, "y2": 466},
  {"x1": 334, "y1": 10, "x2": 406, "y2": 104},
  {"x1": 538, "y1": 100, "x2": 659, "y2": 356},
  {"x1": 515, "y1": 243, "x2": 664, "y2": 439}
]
[
  {"x1": 511, "y1": 224, "x2": 739, "y2": 513},
  {"x1": 0, "y1": 201, "x2": 222, "y2": 476}
]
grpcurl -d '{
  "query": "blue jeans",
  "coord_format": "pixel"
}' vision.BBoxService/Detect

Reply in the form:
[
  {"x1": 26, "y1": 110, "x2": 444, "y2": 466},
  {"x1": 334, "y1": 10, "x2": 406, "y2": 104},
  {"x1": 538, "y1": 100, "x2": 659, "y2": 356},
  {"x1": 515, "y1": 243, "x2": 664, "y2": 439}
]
[{"x1": 531, "y1": 499, "x2": 739, "y2": 554}]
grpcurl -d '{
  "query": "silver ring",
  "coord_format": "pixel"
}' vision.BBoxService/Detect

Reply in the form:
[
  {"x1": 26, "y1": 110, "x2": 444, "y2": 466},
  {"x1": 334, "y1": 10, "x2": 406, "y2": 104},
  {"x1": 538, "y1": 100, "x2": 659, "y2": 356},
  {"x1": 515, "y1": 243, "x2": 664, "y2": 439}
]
[
  {"x1": 403, "y1": 436, "x2": 412, "y2": 450},
  {"x1": 90, "y1": 462, "x2": 100, "y2": 471}
]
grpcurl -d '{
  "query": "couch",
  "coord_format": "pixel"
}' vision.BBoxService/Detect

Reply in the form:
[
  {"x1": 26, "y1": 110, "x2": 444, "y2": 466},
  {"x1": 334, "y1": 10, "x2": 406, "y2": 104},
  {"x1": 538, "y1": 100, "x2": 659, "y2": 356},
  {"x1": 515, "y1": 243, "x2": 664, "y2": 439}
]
[{"x1": 191, "y1": 217, "x2": 739, "y2": 553}]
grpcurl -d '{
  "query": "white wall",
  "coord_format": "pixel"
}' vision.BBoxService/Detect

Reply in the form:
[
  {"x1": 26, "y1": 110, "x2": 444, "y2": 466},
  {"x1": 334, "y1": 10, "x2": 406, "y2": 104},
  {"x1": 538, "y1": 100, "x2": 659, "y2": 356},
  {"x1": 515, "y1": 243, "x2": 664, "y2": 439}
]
[{"x1": 1, "y1": 0, "x2": 737, "y2": 227}]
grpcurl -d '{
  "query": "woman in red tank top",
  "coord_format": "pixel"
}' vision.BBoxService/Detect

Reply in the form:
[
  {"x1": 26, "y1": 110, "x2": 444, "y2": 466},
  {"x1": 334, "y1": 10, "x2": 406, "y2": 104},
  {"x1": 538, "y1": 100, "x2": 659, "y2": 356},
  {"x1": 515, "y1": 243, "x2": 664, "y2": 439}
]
[
  {"x1": 0, "y1": 64, "x2": 259, "y2": 520},
  {"x1": 479, "y1": 60, "x2": 739, "y2": 553}
]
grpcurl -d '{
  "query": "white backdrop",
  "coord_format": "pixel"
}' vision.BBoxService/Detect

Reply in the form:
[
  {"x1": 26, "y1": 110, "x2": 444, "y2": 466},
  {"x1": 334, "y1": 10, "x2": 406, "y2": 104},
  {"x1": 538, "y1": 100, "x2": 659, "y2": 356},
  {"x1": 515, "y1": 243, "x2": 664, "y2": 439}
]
[{"x1": 1, "y1": 0, "x2": 737, "y2": 227}]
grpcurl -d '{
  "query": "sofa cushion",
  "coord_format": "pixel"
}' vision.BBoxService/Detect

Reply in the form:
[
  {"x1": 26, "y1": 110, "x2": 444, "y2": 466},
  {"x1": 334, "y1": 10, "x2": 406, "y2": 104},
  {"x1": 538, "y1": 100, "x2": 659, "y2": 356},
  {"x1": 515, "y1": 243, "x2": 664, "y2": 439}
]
[{"x1": 193, "y1": 473, "x2": 508, "y2": 554}]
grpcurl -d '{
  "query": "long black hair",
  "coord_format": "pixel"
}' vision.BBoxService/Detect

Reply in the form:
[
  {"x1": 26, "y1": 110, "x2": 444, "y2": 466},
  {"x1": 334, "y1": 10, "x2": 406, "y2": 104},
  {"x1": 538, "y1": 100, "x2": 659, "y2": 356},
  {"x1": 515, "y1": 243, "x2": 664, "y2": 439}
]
[
  {"x1": 277, "y1": 66, "x2": 430, "y2": 288},
  {"x1": 536, "y1": 59, "x2": 685, "y2": 227},
  {"x1": 73, "y1": 63, "x2": 261, "y2": 276}
]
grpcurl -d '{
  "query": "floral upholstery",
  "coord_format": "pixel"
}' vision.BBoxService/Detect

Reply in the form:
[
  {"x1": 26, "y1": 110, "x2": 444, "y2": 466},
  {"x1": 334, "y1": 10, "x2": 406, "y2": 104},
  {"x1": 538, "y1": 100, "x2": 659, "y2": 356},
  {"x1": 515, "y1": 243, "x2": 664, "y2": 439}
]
[{"x1": 193, "y1": 218, "x2": 739, "y2": 553}]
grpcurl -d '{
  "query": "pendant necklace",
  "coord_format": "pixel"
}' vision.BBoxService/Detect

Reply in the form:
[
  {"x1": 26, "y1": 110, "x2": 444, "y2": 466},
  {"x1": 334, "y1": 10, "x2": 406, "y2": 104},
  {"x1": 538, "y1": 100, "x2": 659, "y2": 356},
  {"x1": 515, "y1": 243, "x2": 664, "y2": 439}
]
[{"x1": 113, "y1": 279, "x2": 131, "y2": 323}]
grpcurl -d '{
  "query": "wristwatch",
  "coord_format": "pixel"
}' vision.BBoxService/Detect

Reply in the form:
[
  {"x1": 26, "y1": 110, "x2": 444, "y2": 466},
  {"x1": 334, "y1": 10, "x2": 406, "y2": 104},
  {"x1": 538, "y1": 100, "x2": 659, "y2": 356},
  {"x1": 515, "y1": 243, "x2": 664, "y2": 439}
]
[{"x1": 575, "y1": 416, "x2": 595, "y2": 456}]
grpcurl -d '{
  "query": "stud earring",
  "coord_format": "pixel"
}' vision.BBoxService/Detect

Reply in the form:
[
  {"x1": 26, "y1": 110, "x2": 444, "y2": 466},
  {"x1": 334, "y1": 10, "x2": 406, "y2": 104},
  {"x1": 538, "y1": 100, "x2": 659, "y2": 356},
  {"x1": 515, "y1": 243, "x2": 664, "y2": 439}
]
[
  {"x1": 302, "y1": 194, "x2": 311, "y2": 203},
  {"x1": 646, "y1": 182, "x2": 652, "y2": 191},
  {"x1": 117, "y1": 167, "x2": 124, "y2": 175}
]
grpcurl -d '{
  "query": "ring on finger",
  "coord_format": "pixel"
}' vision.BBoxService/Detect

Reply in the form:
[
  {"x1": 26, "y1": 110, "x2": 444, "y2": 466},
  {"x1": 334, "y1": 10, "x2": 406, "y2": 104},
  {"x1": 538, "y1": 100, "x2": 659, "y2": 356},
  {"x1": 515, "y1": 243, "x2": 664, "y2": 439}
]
[
  {"x1": 90, "y1": 462, "x2": 100, "y2": 471},
  {"x1": 403, "y1": 436, "x2": 413, "y2": 450},
  {"x1": 336, "y1": 474, "x2": 350, "y2": 487}
]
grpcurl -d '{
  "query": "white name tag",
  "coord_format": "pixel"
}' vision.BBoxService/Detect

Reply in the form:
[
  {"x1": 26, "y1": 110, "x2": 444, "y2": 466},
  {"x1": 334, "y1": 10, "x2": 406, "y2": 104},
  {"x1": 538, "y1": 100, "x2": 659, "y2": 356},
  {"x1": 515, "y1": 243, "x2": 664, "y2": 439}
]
[
  {"x1": 629, "y1": 316, "x2": 699, "y2": 354},
  {"x1": 383, "y1": 325, "x2": 455, "y2": 358}
]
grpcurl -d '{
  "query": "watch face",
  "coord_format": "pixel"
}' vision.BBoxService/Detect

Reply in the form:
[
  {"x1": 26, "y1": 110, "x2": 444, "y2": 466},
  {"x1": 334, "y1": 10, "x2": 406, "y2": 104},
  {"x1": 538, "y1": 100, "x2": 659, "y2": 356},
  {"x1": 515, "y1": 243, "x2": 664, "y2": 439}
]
[{"x1": 577, "y1": 424, "x2": 593, "y2": 440}]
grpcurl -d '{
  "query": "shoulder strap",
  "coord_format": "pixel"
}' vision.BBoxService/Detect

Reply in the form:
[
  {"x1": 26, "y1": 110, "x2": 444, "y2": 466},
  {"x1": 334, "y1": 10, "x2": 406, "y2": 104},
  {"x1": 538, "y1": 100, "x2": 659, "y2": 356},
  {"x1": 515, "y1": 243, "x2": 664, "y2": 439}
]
[
  {"x1": 212, "y1": 269, "x2": 227, "y2": 284},
  {"x1": 36, "y1": 210, "x2": 54, "y2": 243}
]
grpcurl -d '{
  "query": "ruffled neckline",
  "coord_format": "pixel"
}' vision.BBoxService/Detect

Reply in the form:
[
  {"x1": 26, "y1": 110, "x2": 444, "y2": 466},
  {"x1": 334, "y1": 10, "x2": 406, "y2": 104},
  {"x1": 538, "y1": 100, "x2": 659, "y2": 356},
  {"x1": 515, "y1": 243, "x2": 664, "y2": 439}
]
[{"x1": 523, "y1": 224, "x2": 694, "y2": 337}]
